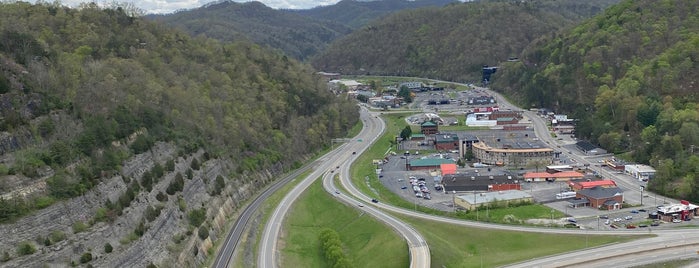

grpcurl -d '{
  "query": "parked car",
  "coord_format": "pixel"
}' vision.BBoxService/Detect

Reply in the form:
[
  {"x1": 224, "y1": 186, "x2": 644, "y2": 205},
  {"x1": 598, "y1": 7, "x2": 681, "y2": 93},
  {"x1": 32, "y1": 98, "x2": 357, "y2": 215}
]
[
  {"x1": 638, "y1": 209, "x2": 647, "y2": 212},
  {"x1": 599, "y1": 215, "x2": 609, "y2": 219},
  {"x1": 401, "y1": 186, "x2": 408, "y2": 189},
  {"x1": 672, "y1": 218, "x2": 682, "y2": 223},
  {"x1": 624, "y1": 216, "x2": 633, "y2": 220},
  {"x1": 651, "y1": 221, "x2": 660, "y2": 226},
  {"x1": 630, "y1": 210, "x2": 639, "y2": 214},
  {"x1": 604, "y1": 220, "x2": 611, "y2": 225}
]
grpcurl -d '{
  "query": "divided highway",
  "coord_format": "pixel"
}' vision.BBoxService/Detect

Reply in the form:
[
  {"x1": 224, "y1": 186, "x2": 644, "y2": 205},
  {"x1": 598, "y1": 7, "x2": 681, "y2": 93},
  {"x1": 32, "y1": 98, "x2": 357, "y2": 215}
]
[{"x1": 257, "y1": 106, "x2": 431, "y2": 268}]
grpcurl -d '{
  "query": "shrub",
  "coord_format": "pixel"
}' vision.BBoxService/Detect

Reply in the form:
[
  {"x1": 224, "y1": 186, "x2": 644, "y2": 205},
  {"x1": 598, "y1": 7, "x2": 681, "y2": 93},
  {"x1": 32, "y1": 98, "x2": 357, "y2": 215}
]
[
  {"x1": 16, "y1": 242, "x2": 35, "y2": 256},
  {"x1": 156, "y1": 191, "x2": 168, "y2": 202},
  {"x1": 80, "y1": 252, "x2": 92, "y2": 263},
  {"x1": 197, "y1": 226, "x2": 209, "y2": 240},
  {"x1": 1, "y1": 251, "x2": 10, "y2": 262},
  {"x1": 50, "y1": 230, "x2": 66, "y2": 243},
  {"x1": 187, "y1": 208, "x2": 206, "y2": 227},
  {"x1": 166, "y1": 159, "x2": 175, "y2": 172},
  {"x1": 186, "y1": 168, "x2": 193, "y2": 180},
  {"x1": 72, "y1": 221, "x2": 88, "y2": 234},
  {"x1": 190, "y1": 158, "x2": 200, "y2": 170},
  {"x1": 104, "y1": 243, "x2": 113, "y2": 253}
]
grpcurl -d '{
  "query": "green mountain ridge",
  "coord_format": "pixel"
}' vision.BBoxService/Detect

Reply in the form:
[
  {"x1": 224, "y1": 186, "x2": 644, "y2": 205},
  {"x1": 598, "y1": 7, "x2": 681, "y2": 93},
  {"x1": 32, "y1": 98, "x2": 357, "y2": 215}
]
[
  {"x1": 149, "y1": 0, "x2": 458, "y2": 60},
  {"x1": 493, "y1": 0, "x2": 699, "y2": 201},
  {"x1": 0, "y1": 2, "x2": 357, "y2": 220},
  {"x1": 310, "y1": 0, "x2": 619, "y2": 81}
]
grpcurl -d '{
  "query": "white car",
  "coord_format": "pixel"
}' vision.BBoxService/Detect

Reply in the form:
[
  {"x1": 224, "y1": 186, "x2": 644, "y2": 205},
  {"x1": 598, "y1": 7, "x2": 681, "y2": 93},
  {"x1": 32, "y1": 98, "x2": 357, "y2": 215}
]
[
  {"x1": 604, "y1": 220, "x2": 611, "y2": 225},
  {"x1": 672, "y1": 218, "x2": 682, "y2": 223},
  {"x1": 624, "y1": 216, "x2": 633, "y2": 220}
]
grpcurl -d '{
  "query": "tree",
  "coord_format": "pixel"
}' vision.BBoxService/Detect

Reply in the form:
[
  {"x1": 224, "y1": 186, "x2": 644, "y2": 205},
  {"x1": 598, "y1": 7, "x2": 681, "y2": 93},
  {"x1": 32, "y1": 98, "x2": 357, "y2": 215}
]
[
  {"x1": 400, "y1": 126, "x2": 412, "y2": 141},
  {"x1": 104, "y1": 243, "x2": 113, "y2": 253},
  {"x1": 398, "y1": 86, "x2": 413, "y2": 103}
]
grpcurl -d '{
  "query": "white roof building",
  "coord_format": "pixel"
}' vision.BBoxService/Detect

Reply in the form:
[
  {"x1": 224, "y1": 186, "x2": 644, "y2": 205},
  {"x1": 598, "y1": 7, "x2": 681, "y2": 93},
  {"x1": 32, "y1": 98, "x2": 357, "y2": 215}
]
[{"x1": 624, "y1": 164, "x2": 656, "y2": 181}]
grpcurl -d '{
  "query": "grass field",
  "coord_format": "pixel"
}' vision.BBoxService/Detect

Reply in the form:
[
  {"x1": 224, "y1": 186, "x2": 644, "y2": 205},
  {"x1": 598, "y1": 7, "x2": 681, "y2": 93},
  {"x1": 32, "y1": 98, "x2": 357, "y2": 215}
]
[
  {"x1": 280, "y1": 179, "x2": 408, "y2": 268},
  {"x1": 400, "y1": 215, "x2": 645, "y2": 268}
]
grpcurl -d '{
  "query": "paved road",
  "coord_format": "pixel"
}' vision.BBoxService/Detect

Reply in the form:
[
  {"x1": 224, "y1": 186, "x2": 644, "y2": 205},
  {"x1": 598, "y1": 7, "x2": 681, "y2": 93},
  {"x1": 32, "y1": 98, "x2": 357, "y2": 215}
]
[{"x1": 256, "y1": 106, "x2": 432, "y2": 268}]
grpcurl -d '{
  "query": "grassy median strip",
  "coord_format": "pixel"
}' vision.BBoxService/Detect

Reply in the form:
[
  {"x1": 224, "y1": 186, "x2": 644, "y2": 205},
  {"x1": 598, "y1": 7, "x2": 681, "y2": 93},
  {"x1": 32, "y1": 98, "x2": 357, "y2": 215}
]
[{"x1": 280, "y1": 179, "x2": 409, "y2": 268}]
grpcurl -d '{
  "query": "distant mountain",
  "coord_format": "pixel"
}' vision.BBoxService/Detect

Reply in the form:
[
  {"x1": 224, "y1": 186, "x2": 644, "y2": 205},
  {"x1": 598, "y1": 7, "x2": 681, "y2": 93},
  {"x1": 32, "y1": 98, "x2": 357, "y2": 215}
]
[
  {"x1": 290, "y1": 0, "x2": 459, "y2": 29},
  {"x1": 310, "y1": 0, "x2": 619, "y2": 81},
  {"x1": 149, "y1": 1, "x2": 351, "y2": 60},
  {"x1": 148, "y1": 0, "x2": 458, "y2": 60}
]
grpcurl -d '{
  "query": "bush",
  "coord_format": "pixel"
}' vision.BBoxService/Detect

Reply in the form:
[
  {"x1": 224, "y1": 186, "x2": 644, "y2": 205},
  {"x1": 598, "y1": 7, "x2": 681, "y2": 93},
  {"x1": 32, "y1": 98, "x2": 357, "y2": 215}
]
[
  {"x1": 72, "y1": 221, "x2": 88, "y2": 233},
  {"x1": 50, "y1": 230, "x2": 66, "y2": 243},
  {"x1": 190, "y1": 158, "x2": 200, "y2": 170},
  {"x1": 197, "y1": 226, "x2": 209, "y2": 240},
  {"x1": 80, "y1": 252, "x2": 92, "y2": 263},
  {"x1": 166, "y1": 159, "x2": 175, "y2": 172},
  {"x1": 1, "y1": 251, "x2": 10, "y2": 262},
  {"x1": 187, "y1": 208, "x2": 206, "y2": 227},
  {"x1": 16, "y1": 242, "x2": 35, "y2": 256},
  {"x1": 156, "y1": 191, "x2": 168, "y2": 202},
  {"x1": 186, "y1": 168, "x2": 193, "y2": 180},
  {"x1": 104, "y1": 243, "x2": 113, "y2": 253}
]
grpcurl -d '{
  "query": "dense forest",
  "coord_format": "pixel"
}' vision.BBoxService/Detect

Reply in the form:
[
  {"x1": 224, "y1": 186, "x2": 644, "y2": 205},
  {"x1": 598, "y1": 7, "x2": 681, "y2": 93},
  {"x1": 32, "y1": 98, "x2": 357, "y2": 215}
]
[
  {"x1": 149, "y1": 0, "x2": 457, "y2": 61},
  {"x1": 492, "y1": 0, "x2": 699, "y2": 201},
  {"x1": 148, "y1": 1, "x2": 352, "y2": 61},
  {"x1": 290, "y1": 0, "x2": 457, "y2": 29},
  {"x1": 0, "y1": 2, "x2": 358, "y2": 222},
  {"x1": 310, "y1": 0, "x2": 620, "y2": 81}
]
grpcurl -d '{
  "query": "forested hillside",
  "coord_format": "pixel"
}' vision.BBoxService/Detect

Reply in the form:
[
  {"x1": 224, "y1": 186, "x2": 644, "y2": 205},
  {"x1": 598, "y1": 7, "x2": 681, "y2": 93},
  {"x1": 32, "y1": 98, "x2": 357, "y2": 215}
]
[
  {"x1": 0, "y1": 3, "x2": 357, "y2": 265},
  {"x1": 150, "y1": 0, "x2": 457, "y2": 61},
  {"x1": 148, "y1": 1, "x2": 353, "y2": 60},
  {"x1": 310, "y1": 0, "x2": 619, "y2": 81},
  {"x1": 290, "y1": 0, "x2": 457, "y2": 29},
  {"x1": 492, "y1": 0, "x2": 699, "y2": 201}
]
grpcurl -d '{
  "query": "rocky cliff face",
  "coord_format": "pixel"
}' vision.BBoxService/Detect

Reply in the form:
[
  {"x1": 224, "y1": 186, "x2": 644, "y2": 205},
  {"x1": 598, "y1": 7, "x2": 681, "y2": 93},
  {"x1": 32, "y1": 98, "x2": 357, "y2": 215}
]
[{"x1": 0, "y1": 141, "x2": 284, "y2": 267}]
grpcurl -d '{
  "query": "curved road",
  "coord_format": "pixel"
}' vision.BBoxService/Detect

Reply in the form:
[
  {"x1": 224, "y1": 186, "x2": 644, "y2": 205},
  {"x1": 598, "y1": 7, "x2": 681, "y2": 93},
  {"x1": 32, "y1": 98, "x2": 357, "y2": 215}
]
[{"x1": 258, "y1": 106, "x2": 430, "y2": 268}]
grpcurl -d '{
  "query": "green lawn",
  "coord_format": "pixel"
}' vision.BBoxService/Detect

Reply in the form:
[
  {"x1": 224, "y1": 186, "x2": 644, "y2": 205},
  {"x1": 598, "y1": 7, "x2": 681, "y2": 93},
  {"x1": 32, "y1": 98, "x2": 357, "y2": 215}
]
[
  {"x1": 280, "y1": 179, "x2": 408, "y2": 268},
  {"x1": 400, "y1": 215, "x2": 646, "y2": 268}
]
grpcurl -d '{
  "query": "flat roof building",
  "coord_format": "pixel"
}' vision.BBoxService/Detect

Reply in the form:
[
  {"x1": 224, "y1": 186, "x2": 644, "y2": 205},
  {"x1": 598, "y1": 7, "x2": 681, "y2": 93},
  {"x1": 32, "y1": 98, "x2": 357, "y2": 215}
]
[{"x1": 454, "y1": 190, "x2": 532, "y2": 211}]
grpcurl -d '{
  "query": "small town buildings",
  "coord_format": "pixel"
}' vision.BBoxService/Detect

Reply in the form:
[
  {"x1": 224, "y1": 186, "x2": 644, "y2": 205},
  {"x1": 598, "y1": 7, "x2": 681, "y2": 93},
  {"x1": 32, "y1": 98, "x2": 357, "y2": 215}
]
[
  {"x1": 575, "y1": 141, "x2": 607, "y2": 155},
  {"x1": 495, "y1": 117, "x2": 519, "y2": 125},
  {"x1": 488, "y1": 110, "x2": 521, "y2": 120},
  {"x1": 656, "y1": 200, "x2": 699, "y2": 222},
  {"x1": 472, "y1": 140, "x2": 553, "y2": 168},
  {"x1": 523, "y1": 171, "x2": 585, "y2": 182},
  {"x1": 454, "y1": 190, "x2": 532, "y2": 211},
  {"x1": 624, "y1": 164, "x2": 656, "y2": 182},
  {"x1": 442, "y1": 174, "x2": 521, "y2": 192},
  {"x1": 576, "y1": 186, "x2": 624, "y2": 210},
  {"x1": 407, "y1": 158, "x2": 455, "y2": 171},
  {"x1": 569, "y1": 179, "x2": 617, "y2": 191},
  {"x1": 421, "y1": 121, "x2": 438, "y2": 135},
  {"x1": 435, "y1": 133, "x2": 459, "y2": 151}
]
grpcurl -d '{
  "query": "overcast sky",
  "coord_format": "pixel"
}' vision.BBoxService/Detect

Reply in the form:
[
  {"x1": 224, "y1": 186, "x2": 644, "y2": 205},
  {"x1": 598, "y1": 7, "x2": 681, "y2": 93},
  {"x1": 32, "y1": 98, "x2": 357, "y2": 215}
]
[{"x1": 29, "y1": 1, "x2": 342, "y2": 14}]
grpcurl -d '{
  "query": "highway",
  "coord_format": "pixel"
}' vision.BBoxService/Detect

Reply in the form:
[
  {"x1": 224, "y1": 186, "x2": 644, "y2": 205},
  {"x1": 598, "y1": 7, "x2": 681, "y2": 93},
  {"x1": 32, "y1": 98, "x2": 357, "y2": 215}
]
[
  {"x1": 257, "y1": 106, "x2": 431, "y2": 268},
  {"x1": 212, "y1": 138, "x2": 350, "y2": 267}
]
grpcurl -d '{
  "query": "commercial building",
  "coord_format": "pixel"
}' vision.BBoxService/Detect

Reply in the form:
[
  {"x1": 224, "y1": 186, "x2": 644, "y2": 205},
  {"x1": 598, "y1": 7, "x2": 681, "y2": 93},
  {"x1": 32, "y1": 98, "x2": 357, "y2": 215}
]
[
  {"x1": 523, "y1": 171, "x2": 585, "y2": 182},
  {"x1": 441, "y1": 174, "x2": 521, "y2": 192},
  {"x1": 454, "y1": 190, "x2": 532, "y2": 211},
  {"x1": 472, "y1": 140, "x2": 553, "y2": 168},
  {"x1": 656, "y1": 200, "x2": 699, "y2": 222},
  {"x1": 575, "y1": 186, "x2": 624, "y2": 210},
  {"x1": 624, "y1": 164, "x2": 656, "y2": 182},
  {"x1": 435, "y1": 133, "x2": 459, "y2": 151},
  {"x1": 407, "y1": 158, "x2": 455, "y2": 171}
]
